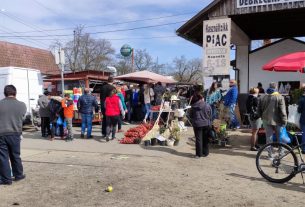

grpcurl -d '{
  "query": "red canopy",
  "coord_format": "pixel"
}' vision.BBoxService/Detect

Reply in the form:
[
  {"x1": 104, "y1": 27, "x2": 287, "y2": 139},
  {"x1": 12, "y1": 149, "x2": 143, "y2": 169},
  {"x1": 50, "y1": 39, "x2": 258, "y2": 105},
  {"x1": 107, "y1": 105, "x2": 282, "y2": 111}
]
[
  {"x1": 262, "y1": 51, "x2": 305, "y2": 72},
  {"x1": 115, "y1": 70, "x2": 176, "y2": 84}
]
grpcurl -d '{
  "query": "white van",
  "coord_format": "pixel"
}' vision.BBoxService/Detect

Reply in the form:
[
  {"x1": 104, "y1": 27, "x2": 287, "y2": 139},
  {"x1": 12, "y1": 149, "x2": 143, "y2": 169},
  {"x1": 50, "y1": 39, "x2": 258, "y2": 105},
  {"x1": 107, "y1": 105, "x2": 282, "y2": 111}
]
[{"x1": 0, "y1": 67, "x2": 43, "y2": 123}]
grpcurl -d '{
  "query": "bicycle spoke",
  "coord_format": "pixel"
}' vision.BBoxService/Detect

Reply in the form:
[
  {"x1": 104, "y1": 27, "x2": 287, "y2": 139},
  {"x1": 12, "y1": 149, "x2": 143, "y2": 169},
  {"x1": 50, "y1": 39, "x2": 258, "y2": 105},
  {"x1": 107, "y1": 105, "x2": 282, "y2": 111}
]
[{"x1": 257, "y1": 144, "x2": 296, "y2": 182}]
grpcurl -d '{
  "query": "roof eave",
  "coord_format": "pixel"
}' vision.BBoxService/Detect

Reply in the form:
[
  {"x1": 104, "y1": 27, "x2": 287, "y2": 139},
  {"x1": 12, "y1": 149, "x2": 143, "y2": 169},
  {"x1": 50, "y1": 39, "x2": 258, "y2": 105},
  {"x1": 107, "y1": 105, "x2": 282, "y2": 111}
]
[
  {"x1": 176, "y1": 31, "x2": 202, "y2": 47},
  {"x1": 176, "y1": 0, "x2": 223, "y2": 35}
]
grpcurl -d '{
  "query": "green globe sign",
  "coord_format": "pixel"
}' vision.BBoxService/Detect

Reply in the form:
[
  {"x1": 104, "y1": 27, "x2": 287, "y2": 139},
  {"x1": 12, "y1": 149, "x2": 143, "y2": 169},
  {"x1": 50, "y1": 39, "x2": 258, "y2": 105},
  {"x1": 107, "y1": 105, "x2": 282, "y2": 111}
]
[{"x1": 120, "y1": 44, "x2": 132, "y2": 57}]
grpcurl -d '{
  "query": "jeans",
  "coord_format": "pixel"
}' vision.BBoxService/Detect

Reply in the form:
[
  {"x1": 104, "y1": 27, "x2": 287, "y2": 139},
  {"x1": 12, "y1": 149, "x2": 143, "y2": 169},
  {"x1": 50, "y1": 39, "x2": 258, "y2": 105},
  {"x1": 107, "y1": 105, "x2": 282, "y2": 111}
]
[
  {"x1": 50, "y1": 117, "x2": 64, "y2": 138},
  {"x1": 229, "y1": 104, "x2": 240, "y2": 128},
  {"x1": 126, "y1": 102, "x2": 132, "y2": 123},
  {"x1": 264, "y1": 123, "x2": 283, "y2": 144},
  {"x1": 106, "y1": 116, "x2": 120, "y2": 138},
  {"x1": 118, "y1": 115, "x2": 123, "y2": 130},
  {"x1": 65, "y1": 118, "x2": 73, "y2": 139},
  {"x1": 144, "y1": 103, "x2": 151, "y2": 120},
  {"x1": 0, "y1": 135, "x2": 23, "y2": 183},
  {"x1": 81, "y1": 113, "x2": 93, "y2": 137},
  {"x1": 193, "y1": 126, "x2": 210, "y2": 157},
  {"x1": 301, "y1": 125, "x2": 305, "y2": 151},
  {"x1": 210, "y1": 104, "x2": 218, "y2": 121}
]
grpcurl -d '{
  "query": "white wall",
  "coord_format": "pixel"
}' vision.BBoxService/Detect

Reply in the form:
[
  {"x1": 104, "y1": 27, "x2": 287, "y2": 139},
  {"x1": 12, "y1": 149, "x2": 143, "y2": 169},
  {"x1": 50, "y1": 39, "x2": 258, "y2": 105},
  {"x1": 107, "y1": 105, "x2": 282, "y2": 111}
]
[
  {"x1": 246, "y1": 39, "x2": 305, "y2": 93},
  {"x1": 236, "y1": 45, "x2": 249, "y2": 93}
]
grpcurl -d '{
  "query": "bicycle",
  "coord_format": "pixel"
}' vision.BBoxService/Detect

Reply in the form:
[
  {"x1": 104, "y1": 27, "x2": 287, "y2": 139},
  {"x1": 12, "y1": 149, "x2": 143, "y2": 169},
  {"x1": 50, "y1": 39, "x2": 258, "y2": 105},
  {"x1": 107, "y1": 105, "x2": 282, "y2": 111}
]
[{"x1": 256, "y1": 134, "x2": 305, "y2": 183}]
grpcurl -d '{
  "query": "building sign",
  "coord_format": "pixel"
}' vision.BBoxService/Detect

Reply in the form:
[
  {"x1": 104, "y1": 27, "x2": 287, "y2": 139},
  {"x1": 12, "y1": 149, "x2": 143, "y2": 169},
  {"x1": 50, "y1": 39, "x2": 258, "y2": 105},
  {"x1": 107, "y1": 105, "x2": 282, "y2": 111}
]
[
  {"x1": 237, "y1": 0, "x2": 304, "y2": 8},
  {"x1": 203, "y1": 18, "x2": 231, "y2": 75}
]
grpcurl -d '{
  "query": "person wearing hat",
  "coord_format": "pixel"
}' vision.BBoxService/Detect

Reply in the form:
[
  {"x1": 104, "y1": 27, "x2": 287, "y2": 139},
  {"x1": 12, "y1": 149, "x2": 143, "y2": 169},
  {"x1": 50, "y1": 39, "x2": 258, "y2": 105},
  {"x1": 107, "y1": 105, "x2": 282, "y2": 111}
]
[
  {"x1": 38, "y1": 90, "x2": 51, "y2": 138},
  {"x1": 223, "y1": 80, "x2": 240, "y2": 129},
  {"x1": 258, "y1": 82, "x2": 287, "y2": 144}
]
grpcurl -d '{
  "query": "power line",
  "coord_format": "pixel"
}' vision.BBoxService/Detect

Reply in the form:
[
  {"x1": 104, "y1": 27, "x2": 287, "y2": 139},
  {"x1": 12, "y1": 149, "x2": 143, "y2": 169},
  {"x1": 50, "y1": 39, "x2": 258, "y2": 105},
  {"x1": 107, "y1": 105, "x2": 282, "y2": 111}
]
[
  {"x1": 0, "y1": 26, "x2": 48, "y2": 48},
  {"x1": 0, "y1": 11, "x2": 59, "y2": 41},
  {"x1": 0, "y1": 12, "x2": 194, "y2": 34},
  {"x1": 1, "y1": 35, "x2": 178, "y2": 41},
  {"x1": 0, "y1": 20, "x2": 186, "y2": 38}
]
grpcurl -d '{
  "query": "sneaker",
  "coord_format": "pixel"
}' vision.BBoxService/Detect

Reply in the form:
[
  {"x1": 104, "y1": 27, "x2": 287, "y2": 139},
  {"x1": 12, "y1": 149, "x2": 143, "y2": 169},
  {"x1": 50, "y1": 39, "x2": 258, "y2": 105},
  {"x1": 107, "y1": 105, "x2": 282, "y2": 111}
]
[
  {"x1": 87, "y1": 135, "x2": 93, "y2": 139},
  {"x1": 255, "y1": 145, "x2": 260, "y2": 149},
  {"x1": 194, "y1": 156, "x2": 201, "y2": 159},
  {"x1": 250, "y1": 147, "x2": 258, "y2": 151},
  {"x1": 111, "y1": 137, "x2": 116, "y2": 140},
  {"x1": 106, "y1": 137, "x2": 110, "y2": 142},
  {"x1": 80, "y1": 134, "x2": 85, "y2": 139},
  {"x1": 14, "y1": 174, "x2": 26, "y2": 182},
  {"x1": 117, "y1": 129, "x2": 124, "y2": 133}
]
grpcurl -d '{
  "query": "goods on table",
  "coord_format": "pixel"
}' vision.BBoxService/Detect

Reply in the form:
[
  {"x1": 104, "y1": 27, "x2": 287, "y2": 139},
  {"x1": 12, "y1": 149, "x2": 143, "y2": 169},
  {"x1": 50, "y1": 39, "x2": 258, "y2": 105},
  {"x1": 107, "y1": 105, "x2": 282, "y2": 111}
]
[
  {"x1": 151, "y1": 105, "x2": 161, "y2": 111},
  {"x1": 120, "y1": 123, "x2": 154, "y2": 144}
]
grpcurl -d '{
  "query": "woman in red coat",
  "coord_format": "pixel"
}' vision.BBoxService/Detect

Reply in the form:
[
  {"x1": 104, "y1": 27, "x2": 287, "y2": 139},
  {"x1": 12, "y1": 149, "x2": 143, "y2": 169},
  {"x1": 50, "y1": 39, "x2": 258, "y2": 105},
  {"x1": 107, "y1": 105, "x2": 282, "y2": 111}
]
[{"x1": 105, "y1": 88, "x2": 125, "y2": 141}]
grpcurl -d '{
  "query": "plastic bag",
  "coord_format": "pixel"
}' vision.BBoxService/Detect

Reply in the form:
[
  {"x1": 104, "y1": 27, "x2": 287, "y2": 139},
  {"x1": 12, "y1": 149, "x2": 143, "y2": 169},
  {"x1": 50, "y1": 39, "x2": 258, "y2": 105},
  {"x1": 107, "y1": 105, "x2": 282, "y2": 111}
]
[
  {"x1": 288, "y1": 104, "x2": 301, "y2": 129},
  {"x1": 273, "y1": 127, "x2": 291, "y2": 144},
  {"x1": 56, "y1": 117, "x2": 64, "y2": 125}
]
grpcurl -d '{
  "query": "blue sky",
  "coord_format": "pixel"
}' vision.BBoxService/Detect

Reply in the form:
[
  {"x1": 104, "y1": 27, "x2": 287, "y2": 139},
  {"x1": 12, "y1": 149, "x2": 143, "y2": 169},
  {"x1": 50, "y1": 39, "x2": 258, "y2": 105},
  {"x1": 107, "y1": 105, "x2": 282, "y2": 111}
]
[{"x1": 0, "y1": 0, "x2": 214, "y2": 64}]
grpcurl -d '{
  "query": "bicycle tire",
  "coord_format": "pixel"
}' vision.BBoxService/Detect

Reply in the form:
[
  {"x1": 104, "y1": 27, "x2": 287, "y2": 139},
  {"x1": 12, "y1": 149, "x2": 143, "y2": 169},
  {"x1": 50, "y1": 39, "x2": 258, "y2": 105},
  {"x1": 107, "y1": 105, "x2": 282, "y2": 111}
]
[{"x1": 256, "y1": 142, "x2": 298, "y2": 183}]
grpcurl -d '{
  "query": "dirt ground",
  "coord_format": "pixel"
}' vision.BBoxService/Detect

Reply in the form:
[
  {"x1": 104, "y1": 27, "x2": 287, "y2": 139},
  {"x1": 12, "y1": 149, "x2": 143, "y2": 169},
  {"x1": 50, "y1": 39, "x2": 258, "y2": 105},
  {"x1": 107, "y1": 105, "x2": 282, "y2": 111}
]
[{"x1": 1, "y1": 125, "x2": 305, "y2": 207}]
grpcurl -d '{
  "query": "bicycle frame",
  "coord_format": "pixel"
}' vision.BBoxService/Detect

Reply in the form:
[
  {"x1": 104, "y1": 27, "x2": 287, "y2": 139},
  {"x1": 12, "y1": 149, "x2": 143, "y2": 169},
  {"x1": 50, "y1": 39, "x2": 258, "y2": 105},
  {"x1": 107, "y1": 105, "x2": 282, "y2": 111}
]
[{"x1": 275, "y1": 135, "x2": 305, "y2": 180}]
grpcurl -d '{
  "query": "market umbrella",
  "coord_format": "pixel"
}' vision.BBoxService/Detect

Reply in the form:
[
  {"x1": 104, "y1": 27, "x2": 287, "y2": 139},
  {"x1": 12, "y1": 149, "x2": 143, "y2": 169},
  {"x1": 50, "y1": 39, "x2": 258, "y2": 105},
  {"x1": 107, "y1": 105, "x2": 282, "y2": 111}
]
[
  {"x1": 114, "y1": 70, "x2": 177, "y2": 84},
  {"x1": 262, "y1": 51, "x2": 305, "y2": 72}
]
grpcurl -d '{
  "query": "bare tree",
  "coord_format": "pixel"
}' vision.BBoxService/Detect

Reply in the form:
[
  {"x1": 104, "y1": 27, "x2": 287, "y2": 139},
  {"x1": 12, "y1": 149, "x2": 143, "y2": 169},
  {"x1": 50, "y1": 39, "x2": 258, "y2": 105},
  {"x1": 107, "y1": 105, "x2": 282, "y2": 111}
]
[
  {"x1": 171, "y1": 56, "x2": 202, "y2": 83},
  {"x1": 62, "y1": 26, "x2": 115, "y2": 72},
  {"x1": 134, "y1": 49, "x2": 153, "y2": 71},
  {"x1": 114, "y1": 54, "x2": 133, "y2": 75}
]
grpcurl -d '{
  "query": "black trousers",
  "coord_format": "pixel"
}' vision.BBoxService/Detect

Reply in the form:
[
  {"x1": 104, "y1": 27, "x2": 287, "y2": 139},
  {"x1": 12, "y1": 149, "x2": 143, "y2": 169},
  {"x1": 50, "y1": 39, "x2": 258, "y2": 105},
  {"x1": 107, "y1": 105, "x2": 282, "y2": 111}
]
[
  {"x1": 41, "y1": 117, "x2": 51, "y2": 137},
  {"x1": 118, "y1": 115, "x2": 123, "y2": 130},
  {"x1": 101, "y1": 107, "x2": 107, "y2": 136},
  {"x1": 0, "y1": 135, "x2": 23, "y2": 183},
  {"x1": 106, "y1": 116, "x2": 120, "y2": 138},
  {"x1": 193, "y1": 126, "x2": 210, "y2": 157}
]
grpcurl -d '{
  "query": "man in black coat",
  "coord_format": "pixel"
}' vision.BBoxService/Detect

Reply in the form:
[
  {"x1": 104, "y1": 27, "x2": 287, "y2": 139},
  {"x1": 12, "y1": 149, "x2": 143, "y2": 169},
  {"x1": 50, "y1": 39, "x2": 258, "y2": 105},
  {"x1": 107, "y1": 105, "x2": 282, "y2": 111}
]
[{"x1": 100, "y1": 77, "x2": 115, "y2": 137}]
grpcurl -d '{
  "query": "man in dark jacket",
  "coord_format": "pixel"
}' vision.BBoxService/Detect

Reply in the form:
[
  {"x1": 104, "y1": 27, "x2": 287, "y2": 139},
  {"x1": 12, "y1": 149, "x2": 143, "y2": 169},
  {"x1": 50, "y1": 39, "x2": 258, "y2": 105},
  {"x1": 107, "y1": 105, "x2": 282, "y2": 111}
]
[
  {"x1": 224, "y1": 80, "x2": 240, "y2": 129},
  {"x1": 0, "y1": 85, "x2": 27, "y2": 185},
  {"x1": 38, "y1": 90, "x2": 51, "y2": 138},
  {"x1": 100, "y1": 77, "x2": 115, "y2": 136},
  {"x1": 78, "y1": 88, "x2": 99, "y2": 138}
]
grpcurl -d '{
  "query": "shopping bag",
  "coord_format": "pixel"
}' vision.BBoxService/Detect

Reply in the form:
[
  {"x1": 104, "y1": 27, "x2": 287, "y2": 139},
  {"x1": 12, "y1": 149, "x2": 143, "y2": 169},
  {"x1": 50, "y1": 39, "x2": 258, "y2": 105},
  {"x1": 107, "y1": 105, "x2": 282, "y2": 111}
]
[
  {"x1": 288, "y1": 104, "x2": 301, "y2": 129},
  {"x1": 273, "y1": 127, "x2": 291, "y2": 144},
  {"x1": 56, "y1": 117, "x2": 64, "y2": 126}
]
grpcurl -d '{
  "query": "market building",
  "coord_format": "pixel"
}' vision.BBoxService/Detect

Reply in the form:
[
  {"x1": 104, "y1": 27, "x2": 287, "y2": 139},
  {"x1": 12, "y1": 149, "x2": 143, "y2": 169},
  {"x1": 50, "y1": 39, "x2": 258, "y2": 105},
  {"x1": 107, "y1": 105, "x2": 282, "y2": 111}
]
[{"x1": 176, "y1": 0, "x2": 305, "y2": 94}]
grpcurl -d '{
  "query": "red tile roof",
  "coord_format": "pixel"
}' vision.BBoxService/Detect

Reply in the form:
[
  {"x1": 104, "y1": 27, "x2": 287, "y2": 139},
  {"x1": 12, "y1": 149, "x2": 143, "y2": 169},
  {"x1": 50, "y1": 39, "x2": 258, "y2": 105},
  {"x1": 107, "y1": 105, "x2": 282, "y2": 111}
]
[{"x1": 0, "y1": 41, "x2": 60, "y2": 75}]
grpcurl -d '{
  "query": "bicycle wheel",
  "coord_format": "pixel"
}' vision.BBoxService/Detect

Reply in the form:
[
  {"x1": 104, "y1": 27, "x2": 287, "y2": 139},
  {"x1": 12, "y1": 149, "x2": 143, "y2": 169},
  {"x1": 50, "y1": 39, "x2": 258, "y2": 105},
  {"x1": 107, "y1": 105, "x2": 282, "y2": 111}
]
[{"x1": 256, "y1": 142, "x2": 298, "y2": 183}]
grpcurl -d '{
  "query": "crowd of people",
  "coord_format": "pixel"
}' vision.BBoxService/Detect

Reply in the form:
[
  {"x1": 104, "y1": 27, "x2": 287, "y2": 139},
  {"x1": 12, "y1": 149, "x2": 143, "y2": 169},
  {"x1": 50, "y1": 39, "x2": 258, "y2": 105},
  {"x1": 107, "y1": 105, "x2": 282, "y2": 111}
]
[
  {"x1": 35, "y1": 77, "x2": 173, "y2": 142},
  {"x1": 2, "y1": 78, "x2": 305, "y2": 185}
]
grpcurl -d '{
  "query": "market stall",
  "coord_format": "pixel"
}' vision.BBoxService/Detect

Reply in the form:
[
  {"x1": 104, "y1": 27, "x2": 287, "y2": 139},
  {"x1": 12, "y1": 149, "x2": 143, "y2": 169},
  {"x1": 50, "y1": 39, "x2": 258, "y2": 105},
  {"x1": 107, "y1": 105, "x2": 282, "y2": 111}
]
[
  {"x1": 44, "y1": 70, "x2": 111, "y2": 124},
  {"x1": 115, "y1": 70, "x2": 177, "y2": 84}
]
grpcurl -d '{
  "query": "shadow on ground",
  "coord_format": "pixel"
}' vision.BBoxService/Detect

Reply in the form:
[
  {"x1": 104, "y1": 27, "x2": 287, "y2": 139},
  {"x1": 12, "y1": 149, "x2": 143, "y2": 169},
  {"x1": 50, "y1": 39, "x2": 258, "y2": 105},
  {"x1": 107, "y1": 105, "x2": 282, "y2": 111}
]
[{"x1": 227, "y1": 173, "x2": 305, "y2": 193}]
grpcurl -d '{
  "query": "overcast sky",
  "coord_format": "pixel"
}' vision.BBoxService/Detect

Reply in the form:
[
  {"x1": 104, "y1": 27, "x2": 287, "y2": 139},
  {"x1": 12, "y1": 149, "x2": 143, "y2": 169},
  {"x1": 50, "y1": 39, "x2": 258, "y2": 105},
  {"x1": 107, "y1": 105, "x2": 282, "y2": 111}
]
[{"x1": 0, "y1": 0, "x2": 214, "y2": 64}]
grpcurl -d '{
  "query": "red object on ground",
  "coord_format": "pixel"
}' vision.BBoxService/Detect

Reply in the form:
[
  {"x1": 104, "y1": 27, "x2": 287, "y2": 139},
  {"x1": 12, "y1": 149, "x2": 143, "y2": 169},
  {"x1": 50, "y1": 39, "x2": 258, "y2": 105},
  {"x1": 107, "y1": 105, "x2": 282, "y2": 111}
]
[
  {"x1": 262, "y1": 51, "x2": 305, "y2": 72},
  {"x1": 120, "y1": 123, "x2": 154, "y2": 144}
]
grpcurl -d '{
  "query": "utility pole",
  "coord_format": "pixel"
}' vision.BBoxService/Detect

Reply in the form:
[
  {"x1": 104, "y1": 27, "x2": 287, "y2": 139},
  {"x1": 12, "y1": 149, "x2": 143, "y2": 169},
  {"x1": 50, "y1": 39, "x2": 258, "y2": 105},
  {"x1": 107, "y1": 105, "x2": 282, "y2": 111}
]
[{"x1": 55, "y1": 47, "x2": 65, "y2": 97}]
